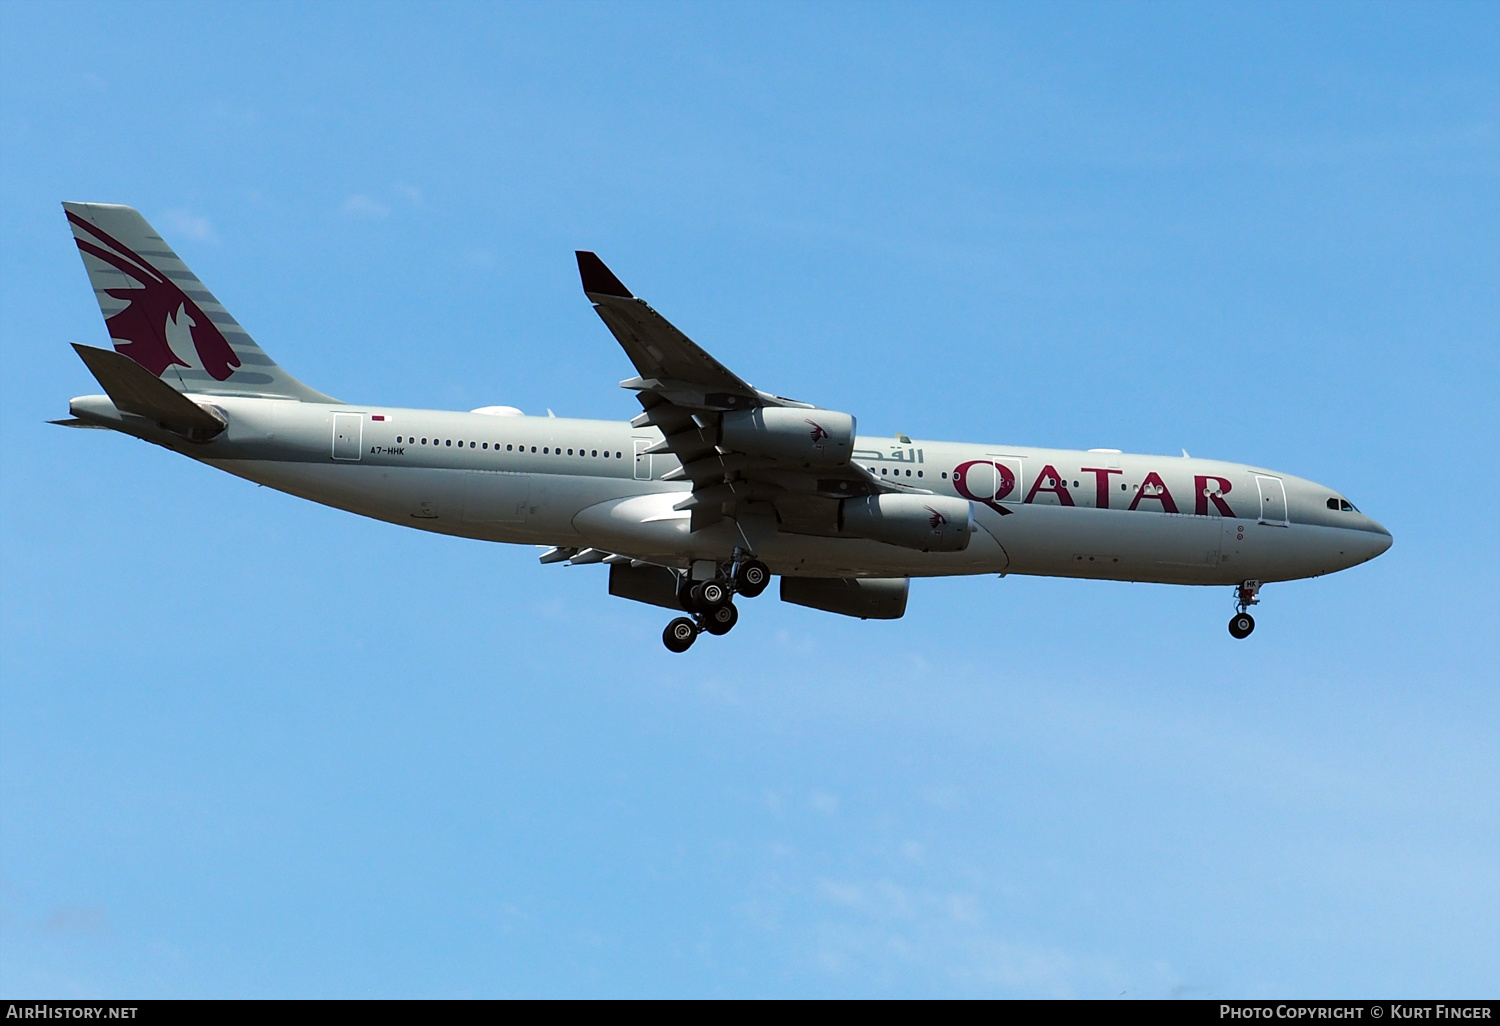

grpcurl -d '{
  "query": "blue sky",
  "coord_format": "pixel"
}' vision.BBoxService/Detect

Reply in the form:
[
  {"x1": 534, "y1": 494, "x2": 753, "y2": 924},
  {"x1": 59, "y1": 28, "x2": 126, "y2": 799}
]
[{"x1": 1, "y1": 0, "x2": 1496, "y2": 998}]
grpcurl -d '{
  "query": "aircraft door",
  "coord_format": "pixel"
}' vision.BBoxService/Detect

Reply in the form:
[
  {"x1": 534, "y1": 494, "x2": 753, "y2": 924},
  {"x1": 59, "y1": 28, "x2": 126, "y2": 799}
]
[
  {"x1": 1255, "y1": 475, "x2": 1288, "y2": 526},
  {"x1": 633, "y1": 438, "x2": 653, "y2": 481},
  {"x1": 332, "y1": 413, "x2": 362, "y2": 461}
]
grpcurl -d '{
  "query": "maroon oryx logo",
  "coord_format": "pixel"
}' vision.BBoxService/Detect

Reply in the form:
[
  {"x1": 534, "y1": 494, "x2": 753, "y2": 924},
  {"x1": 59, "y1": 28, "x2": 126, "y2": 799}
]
[
  {"x1": 67, "y1": 212, "x2": 240, "y2": 381},
  {"x1": 804, "y1": 419, "x2": 830, "y2": 445},
  {"x1": 924, "y1": 505, "x2": 948, "y2": 529}
]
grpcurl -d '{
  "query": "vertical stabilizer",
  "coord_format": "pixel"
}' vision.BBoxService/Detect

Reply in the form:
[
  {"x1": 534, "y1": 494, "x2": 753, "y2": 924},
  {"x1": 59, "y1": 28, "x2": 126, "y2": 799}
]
[{"x1": 63, "y1": 202, "x2": 338, "y2": 403}]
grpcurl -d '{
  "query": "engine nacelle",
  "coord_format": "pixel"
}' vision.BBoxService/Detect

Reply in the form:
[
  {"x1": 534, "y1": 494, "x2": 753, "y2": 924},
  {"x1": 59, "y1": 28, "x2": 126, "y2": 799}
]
[
  {"x1": 839, "y1": 493, "x2": 974, "y2": 552},
  {"x1": 720, "y1": 407, "x2": 855, "y2": 467}
]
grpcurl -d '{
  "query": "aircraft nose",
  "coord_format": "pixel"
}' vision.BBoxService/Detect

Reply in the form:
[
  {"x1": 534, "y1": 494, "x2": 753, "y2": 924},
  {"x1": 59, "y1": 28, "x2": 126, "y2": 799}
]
[{"x1": 1347, "y1": 519, "x2": 1392, "y2": 565}]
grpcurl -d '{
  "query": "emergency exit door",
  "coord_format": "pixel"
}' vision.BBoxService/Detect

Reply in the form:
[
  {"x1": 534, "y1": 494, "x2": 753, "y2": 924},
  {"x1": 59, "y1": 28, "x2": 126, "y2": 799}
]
[
  {"x1": 332, "y1": 413, "x2": 363, "y2": 461},
  {"x1": 633, "y1": 438, "x2": 652, "y2": 480},
  {"x1": 1255, "y1": 475, "x2": 1287, "y2": 526}
]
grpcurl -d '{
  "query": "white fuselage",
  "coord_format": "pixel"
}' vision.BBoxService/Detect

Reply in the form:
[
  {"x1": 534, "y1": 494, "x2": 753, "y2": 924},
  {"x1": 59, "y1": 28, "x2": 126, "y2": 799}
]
[{"x1": 69, "y1": 393, "x2": 1392, "y2": 585}]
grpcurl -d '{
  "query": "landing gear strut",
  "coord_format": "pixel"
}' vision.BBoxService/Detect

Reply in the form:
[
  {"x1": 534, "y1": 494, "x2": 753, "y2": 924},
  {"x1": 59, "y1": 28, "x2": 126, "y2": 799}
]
[
  {"x1": 1229, "y1": 580, "x2": 1260, "y2": 639},
  {"x1": 661, "y1": 554, "x2": 770, "y2": 652}
]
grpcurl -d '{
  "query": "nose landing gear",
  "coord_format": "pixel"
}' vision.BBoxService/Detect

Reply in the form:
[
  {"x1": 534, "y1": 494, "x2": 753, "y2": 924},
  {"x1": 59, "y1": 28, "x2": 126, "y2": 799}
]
[
  {"x1": 1229, "y1": 580, "x2": 1260, "y2": 639},
  {"x1": 661, "y1": 555, "x2": 770, "y2": 652}
]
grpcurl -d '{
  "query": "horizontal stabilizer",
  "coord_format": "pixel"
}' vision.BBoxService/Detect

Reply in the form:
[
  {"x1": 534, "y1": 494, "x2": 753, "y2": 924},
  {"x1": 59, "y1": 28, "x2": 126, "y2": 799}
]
[
  {"x1": 48, "y1": 417, "x2": 110, "y2": 429},
  {"x1": 71, "y1": 343, "x2": 226, "y2": 439}
]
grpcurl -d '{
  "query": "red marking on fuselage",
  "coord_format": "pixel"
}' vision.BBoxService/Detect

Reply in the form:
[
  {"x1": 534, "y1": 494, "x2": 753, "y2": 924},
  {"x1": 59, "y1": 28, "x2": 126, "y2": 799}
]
[
  {"x1": 952, "y1": 459, "x2": 1015, "y2": 515},
  {"x1": 1023, "y1": 464, "x2": 1075, "y2": 506},
  {"x1": 1127, "y1": 471, "x2": 1179, "y2": 513},
  {"x1": 1194, "y1": 475, "x2": 1237, "y2": 517},
  {"x1": 1081, "y1": 467, "x2": 1123, "y2": 509}
]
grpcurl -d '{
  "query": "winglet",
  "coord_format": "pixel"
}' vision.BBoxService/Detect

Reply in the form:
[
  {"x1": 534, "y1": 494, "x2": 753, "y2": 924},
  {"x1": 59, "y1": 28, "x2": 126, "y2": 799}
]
[{"x1": 576, "y1": 251, "x2": 633, "y2": 298}]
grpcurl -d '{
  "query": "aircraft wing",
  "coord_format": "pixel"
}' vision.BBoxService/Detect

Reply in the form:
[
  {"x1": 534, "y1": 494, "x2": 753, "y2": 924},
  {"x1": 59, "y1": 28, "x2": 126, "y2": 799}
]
[{"x1": 576, "y1": 252, "x2": 930, "y2": 533}]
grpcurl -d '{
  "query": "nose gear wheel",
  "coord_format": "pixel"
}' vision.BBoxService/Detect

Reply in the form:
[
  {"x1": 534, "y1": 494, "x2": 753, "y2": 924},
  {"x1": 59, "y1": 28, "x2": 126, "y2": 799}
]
[{"x1": 1228, "y1": 580, "x2": 1261, "y2": 639}]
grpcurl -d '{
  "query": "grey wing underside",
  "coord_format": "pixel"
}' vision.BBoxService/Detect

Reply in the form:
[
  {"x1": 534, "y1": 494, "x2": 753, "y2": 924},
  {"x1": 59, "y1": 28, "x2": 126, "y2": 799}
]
[{"x1": 575, "y1": 251, "x2": 931, "y2": 535}]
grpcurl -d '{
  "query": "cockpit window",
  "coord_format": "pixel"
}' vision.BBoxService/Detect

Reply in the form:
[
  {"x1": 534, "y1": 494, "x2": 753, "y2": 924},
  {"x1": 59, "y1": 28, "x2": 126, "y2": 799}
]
[
  {"x1": 1327, "y1": 498, "x2": 1339, "y2": 510},
  {"x1": 1341, "y1": 499, "x2": 1357, "y2": 512}
]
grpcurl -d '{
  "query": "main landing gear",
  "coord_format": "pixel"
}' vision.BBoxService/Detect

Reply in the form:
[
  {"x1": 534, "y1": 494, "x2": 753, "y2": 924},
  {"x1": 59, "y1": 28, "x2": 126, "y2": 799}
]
[
  {"x1": 661, "y1": 557, "x2": 770, "y2": 653},
  {"x1": 1229, "y1": 580, "x2": 1261, "y2": 639}
]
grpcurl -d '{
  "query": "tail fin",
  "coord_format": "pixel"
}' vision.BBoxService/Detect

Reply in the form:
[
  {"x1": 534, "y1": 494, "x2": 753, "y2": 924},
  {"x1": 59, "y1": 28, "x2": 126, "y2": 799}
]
[{"x1": 62, "y1": 202, "x2": 338, "y2": 403}]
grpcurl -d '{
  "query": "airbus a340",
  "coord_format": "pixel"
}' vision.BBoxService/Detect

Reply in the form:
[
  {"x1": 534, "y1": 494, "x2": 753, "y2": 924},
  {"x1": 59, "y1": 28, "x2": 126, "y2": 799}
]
[{"x1": 56, "y1": 203, "x2": 1391, "y2": 651}]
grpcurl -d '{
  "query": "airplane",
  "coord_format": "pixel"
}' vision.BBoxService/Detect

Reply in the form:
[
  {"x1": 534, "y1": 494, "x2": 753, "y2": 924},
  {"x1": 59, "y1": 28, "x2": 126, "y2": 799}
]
[{"x1": 55, "y1": 202, "x2": 1392, "y2": 652}]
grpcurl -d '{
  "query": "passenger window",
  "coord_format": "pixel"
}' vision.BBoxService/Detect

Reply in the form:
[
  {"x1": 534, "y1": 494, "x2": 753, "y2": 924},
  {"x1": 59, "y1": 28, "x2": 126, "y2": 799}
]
[
  {"x1": 592, "y1": 450, "x2": 598, "y2": 457},
  {"x1": 917, "y1": 471, "x2": 922, "y2": 477},
  {"x1": 568, "y1": 449, "x2": 574, "y2": 455},
  {"x1": 941, "y1": 472, "x2": 947, "y2": 479},
  {"x1": 445, "y1": 440, "x2": 451, "y2": 447},
  {"x1": 421, "y1": 437, "x2": 427, "y2": 444},
  {"x1": 470, "y1": 442, "x2": 476, "y2": 448}
]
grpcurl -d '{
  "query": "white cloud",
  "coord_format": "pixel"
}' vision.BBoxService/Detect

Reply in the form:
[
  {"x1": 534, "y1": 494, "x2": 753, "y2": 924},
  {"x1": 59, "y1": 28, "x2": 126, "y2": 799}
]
[
  {"x1": 808, "y1": 789, "x2": 840, "y2": 815},
  {"x1": 342, "y1": 194, "x2": 390, "y2": 219},
  {"x1": 159, "y1": 208, "x2": 214, "y2": 241}
]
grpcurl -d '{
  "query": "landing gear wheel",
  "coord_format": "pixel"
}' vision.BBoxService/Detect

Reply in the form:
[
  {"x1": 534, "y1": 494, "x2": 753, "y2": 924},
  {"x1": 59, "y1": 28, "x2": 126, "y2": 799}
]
[
  {"x1": 1229, "y1": 613, "x2": 1255, "y2": 639},
  {"x1": 698, "y1": 578, "x2": 731, "y2": 609},
  {"x1": 703, "y1": 601, "x2": 739, "y2": 636},
  {"x1": 735, "y1": 559, "x2": 770, "y2": 598},
  {"x1": 685, "y1": 583, "x2": 705, "y2": 612},
  {"x1": 663, "y1": 616, "x2": 699, "y2": 652}
]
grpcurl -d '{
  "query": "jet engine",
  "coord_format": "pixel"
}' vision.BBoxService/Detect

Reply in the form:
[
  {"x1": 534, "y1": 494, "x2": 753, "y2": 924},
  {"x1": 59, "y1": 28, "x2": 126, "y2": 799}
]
[
  {"x1": 839, "y1": 493, "x2": 974, "y2": 552},
  {"x1": 720, "y1": 407, "x2": 855, "y2": 466}
]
